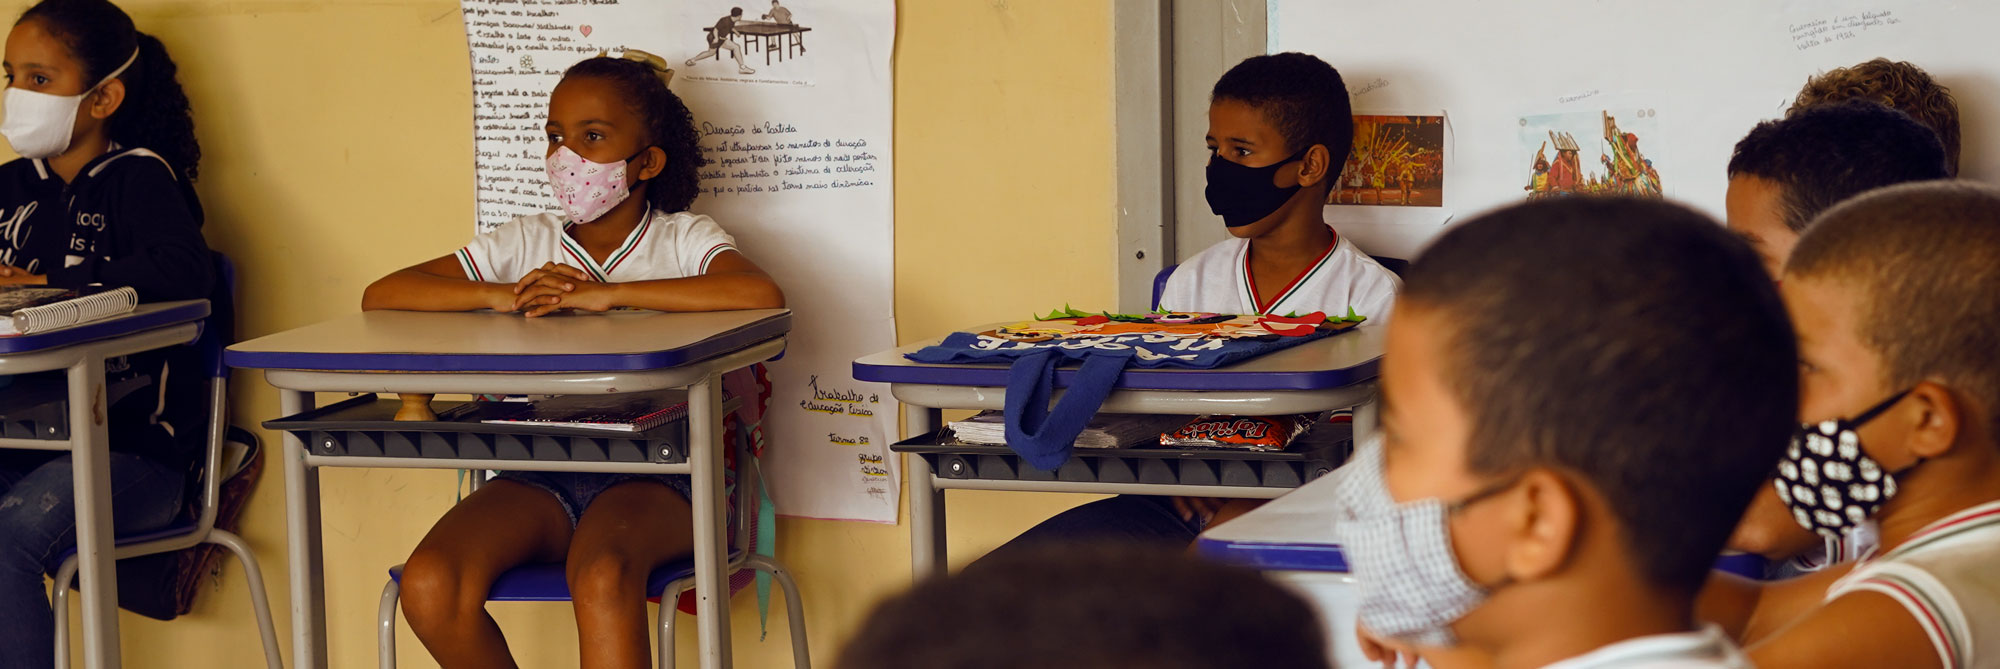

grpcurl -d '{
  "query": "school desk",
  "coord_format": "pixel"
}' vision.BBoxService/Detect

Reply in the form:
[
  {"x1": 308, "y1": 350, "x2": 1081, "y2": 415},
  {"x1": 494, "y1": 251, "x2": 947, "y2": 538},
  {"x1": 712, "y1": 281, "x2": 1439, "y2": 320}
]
[
  {"x1": 852, "y1": 321, "x2": 1383, "y2": 577},
  {"x1": 1194, "y1": 470, "x2": 1368, "y2": 667},
  {"x1": 0, "y1": 299, "x2": 209, "y2": 669},
  {"x1": 704, "y1": 22, "x2": 812, "y2": 66},
  {"x1": 226, "y1": 308, "x2": 789, "y2": 669}
]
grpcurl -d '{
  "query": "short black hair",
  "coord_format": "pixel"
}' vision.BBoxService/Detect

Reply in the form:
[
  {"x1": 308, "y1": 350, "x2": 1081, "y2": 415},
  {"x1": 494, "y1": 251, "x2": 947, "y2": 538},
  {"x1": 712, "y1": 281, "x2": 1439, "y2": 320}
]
[
  {"x1": 1790, "y1": 181, "x2": 2000, "y2": 439},
  {"x1": 731, "y1": 6, "x2": 744, "y2": 16},
  {"x1": 1211, "y1": 52, "x2": 1353, "y2": 159},
  {"x1": 1728, "y1": 100, "x2": 1949, "y2": 233},
  {"x1": 835, "y1": 544, "x2": 1331, "y2": 669},
  {"x1": 560, "y1": 57, "x2": 703, "y2": 213},
  {"x1": 1400, "y1": 197, "x2": 1797, "y2": 594}
]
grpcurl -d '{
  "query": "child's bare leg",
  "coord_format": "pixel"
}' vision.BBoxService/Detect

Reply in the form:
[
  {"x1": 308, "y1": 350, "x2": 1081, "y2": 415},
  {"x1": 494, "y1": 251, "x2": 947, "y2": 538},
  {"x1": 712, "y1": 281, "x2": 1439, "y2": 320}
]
[
  {"x1": 567, "y1": 480, "x2": 697, "y2": 669},
  {"x1": 400, "y1": 480, "x2": 574, "y2": 669}
]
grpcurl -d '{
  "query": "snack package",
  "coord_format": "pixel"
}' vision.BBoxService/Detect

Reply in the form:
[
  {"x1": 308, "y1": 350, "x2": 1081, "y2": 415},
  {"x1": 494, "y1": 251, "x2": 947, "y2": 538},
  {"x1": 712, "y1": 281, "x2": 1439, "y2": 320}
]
[{"x1": 1160, "y1": 412, "x2": 1326, "y2": 451}]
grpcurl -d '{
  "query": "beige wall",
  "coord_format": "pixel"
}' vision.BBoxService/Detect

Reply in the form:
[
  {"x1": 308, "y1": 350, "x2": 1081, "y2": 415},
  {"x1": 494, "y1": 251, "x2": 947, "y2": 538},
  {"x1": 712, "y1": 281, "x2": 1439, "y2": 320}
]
[{"x1": 48, "y1": 0, "x2": 1117, "y2": 665}]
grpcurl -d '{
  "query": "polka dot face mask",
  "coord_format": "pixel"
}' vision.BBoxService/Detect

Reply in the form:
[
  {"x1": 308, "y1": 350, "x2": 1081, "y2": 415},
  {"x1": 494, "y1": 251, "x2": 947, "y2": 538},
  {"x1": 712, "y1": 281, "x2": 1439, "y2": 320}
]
[
  {"x1": 1775, "y1": 389, "x2": 1915, "y2": 538},
  {"x1": 546, "y1": 145, "x2": 637, "y2": 224}
]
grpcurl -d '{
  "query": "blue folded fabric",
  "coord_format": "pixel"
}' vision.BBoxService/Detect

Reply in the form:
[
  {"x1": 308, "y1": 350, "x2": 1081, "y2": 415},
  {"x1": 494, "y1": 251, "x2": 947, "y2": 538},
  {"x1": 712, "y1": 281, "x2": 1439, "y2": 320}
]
[{"x1": 910, "y1": 329, "x2": 1333, "y2": 470}]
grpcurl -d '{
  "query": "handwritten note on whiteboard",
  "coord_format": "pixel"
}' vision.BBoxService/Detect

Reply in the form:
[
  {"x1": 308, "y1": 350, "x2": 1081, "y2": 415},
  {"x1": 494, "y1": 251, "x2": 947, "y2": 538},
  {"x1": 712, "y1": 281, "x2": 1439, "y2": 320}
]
[{"x1": 460, "y1": 0, "x2": 902, "y2": 523}]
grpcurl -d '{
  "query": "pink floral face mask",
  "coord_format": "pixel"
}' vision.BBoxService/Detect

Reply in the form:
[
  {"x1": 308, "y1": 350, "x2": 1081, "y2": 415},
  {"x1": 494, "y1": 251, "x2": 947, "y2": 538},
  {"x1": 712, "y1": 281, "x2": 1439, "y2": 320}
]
[{"x1": 546, "y1": 145, "x2": 637, "y2": 223}]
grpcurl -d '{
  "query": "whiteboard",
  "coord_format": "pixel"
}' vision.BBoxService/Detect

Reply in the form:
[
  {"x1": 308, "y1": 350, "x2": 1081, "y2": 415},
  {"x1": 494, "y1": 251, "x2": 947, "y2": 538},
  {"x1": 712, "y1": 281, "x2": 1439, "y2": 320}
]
[{"x1": 1261, "y1": 0, "x2": 2000, "y2": 261}]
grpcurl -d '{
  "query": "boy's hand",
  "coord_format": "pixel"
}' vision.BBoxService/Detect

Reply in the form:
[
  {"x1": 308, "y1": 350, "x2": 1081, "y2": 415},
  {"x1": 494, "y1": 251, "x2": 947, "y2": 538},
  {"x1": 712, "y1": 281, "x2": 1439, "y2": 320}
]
[
  {"x1": 521, "y1": 280, "x2": 617, "y2": 318},
  {"x1": 1171, "y1": 497, "x2": 1228, "y2": 526},
  {"x1": 1357, "y1": 625, "x2": 1420, "y2": 669}
]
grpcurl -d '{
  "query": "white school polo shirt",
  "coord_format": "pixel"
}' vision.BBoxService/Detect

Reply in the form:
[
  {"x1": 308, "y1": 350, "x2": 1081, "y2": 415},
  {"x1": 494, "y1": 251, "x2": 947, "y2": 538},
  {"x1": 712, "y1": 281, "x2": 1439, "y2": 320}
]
[
  {"x1": 455, "y1": 207, "x2": 737, "y2": 283},
  {"x1": 1540, "y1": 625, "x2": 1753, "y2": 669},
  {"x1": 1159, "y1": 228, "x2": 1401, "y2": 321},
  {"x1": 1824, "y1": 500, "x2": 2000, "y2": 669}
]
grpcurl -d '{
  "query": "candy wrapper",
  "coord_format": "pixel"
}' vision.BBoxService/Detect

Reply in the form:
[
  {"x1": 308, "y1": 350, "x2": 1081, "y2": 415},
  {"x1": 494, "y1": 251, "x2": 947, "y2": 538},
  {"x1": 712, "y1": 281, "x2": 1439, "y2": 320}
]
[{"x1": 1160, "y1": 412, "x2": 1329, "y2": 451}]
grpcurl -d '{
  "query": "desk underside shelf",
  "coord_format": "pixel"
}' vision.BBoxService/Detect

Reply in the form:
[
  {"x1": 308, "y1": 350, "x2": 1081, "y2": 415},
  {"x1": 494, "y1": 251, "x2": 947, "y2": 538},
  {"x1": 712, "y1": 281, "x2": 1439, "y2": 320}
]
[
  {"x1": 895, "y1": 422, "x2": 1352, "y2": 489},
  {"x1": 264, "y1": 393, "x2": 736, "y2": 464}
]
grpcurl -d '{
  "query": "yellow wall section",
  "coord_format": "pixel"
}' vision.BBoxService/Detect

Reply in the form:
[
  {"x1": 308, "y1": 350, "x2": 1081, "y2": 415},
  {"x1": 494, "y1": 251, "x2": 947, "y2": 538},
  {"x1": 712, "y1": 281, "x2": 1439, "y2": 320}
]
[{"x1": 46, "y1": 0, "x2": 1118, "y2": 665}]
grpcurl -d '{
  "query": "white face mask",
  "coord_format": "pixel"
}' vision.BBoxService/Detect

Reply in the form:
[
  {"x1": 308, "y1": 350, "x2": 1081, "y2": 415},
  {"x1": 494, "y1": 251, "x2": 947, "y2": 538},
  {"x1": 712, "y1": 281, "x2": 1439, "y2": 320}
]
[{"x1": 0, "y1": 48, "x2": 137, "y2": 159}]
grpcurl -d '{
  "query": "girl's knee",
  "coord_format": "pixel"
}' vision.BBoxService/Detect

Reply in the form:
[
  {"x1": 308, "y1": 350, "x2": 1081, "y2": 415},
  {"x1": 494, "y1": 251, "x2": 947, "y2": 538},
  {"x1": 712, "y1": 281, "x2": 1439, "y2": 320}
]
[
  {"x1": 564, "y1": 547, "x2": 648, "y2": 601},
  {"x1": 399, "y1": 547, "x2": 486, "y2": 630}
]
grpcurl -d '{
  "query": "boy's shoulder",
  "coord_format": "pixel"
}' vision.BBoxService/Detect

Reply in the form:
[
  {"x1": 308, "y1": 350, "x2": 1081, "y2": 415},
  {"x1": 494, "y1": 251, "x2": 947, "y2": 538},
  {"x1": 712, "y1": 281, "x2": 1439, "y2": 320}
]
[{"x1": 1825, "y1": 500, "x2": 2000, "y2": 665}]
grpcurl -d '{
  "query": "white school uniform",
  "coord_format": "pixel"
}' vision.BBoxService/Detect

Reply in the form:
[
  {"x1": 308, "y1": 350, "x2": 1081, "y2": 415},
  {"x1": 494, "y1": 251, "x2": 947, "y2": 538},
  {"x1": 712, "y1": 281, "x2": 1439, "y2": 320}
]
[
  {"x1": 1539, "y1": 625, "x2": 1753, "y2": 669},
  {"x1": 1824, "y1": 500, "x2": 2000, "y2": 669},
  {"x1": 1159, "y1": 228, "x2": 1400, "y2": 320},
  {"x1": 455, "y1": 207, "x2": 737, "y2": 283}
]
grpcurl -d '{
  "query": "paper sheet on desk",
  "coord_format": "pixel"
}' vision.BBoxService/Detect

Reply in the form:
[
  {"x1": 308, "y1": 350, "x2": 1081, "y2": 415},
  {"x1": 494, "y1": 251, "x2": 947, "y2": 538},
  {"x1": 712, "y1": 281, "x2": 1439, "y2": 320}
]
[{"x1": 460, "y1": 0, "x2": 901, "y2": 523}]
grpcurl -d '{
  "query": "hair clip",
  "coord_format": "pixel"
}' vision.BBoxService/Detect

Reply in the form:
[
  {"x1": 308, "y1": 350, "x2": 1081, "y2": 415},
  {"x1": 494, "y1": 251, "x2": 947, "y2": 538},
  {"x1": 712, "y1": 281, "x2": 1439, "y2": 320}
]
[{"x1": 597, "y1": 48, "x2": 675, "y2": 86}]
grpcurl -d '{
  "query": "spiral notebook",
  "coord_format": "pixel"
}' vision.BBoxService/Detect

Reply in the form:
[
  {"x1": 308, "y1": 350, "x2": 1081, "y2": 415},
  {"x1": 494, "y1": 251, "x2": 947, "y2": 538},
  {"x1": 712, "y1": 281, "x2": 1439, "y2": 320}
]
[{"x1": 0, "y1": 286, "x2": 139, "y2": 336}]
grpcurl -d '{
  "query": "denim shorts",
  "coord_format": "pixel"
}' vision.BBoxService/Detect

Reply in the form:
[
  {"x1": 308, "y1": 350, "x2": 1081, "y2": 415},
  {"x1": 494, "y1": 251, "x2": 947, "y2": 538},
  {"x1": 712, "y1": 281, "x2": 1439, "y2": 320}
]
[{"x1": 492, "y1": 471, "x2": 694, "y2": 527}]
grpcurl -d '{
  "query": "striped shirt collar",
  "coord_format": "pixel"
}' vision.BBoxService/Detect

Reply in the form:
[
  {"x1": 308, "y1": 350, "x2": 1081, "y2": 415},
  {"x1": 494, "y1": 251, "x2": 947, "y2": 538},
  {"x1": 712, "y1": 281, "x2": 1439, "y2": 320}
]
[
  {"x1": 1237, "y1": 226, "x2": 1341, "y2": 315},
  {"x1": 1875, "y1": 498, "x2": 2000, "y2": 563},
  {"x1": 559, "y1": 203, "x2": 654, "y2": 281}
]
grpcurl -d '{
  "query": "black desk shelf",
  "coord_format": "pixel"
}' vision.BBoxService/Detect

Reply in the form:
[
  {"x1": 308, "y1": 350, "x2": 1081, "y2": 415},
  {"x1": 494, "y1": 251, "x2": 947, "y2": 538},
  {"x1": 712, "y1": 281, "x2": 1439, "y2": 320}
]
[
  {"x1": 263, "y1": 394, "x2": 711, "y2": 464},
  {"x1": 893, "y1": 422, "x2": 1352, "y2": 488}
]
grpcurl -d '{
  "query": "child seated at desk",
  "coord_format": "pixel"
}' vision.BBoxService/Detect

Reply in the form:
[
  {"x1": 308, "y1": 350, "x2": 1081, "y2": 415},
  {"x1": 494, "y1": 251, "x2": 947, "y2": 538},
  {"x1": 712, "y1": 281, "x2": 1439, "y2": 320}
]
[
  {"x1": 1697, "y1": 181, "x2": 2000, "y2": 668},
  {"x1": 361, "y1": 51, "x2": 783, "y2": 668},
  {"x1": 1721, "y1": 100, "x2": 1950, "y2": 581},
  {"x1": 1348, "y1": 197, "x2": 1794, "y2": 668},
  {"x1": 837, "y1": 543, "x2": 1333, "y2": 669},
  {"x1": 981, "y1": 52, "x2": 1400, "y2": 561},
  {"x1": 0, "y1": 2, "x2": 217, "y2": 666}
]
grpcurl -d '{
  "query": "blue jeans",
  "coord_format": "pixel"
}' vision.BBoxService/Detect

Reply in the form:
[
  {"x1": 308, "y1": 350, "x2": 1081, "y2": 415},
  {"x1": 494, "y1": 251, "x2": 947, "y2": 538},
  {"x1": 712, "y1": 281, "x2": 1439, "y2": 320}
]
[
  {"x1": 0, "y1": 453, "x2": 184, "y2": 669},
  {"x1": 975, "y1": 495, "x2": 1203, "y2": 567}
]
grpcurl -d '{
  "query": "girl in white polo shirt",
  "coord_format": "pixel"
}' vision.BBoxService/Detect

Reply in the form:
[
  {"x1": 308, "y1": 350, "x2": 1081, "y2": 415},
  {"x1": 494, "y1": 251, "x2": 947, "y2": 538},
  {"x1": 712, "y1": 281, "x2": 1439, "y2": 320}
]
[{"x1": 362, "y1": 51, "x2": 782, "y2": 669}]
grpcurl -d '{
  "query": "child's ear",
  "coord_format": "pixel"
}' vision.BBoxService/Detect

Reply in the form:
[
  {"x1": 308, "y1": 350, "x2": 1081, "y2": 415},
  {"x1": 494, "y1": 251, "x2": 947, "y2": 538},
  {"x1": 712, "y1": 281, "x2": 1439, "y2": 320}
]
[
  {"x1": 1504, "y1": 468, "x2": 1579, "y2": 582},
  {"x1": 1905, "y1": 380, "x2": 1964, "y2": 460},
  {"x1": 1297, "y1": 143, "x2": 1332, "y2": 188},
  {"x1": 85, "y1": 79, "x2": 125, "y2": 121},
  {"x1": 635, "y1": 146, "x2": 668, "y2": 182}
]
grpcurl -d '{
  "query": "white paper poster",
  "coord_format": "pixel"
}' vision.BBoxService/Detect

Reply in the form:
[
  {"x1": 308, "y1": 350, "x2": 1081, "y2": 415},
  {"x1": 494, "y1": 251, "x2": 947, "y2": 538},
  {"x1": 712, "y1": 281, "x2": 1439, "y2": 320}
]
[{"x1": 463, "y1": 0, "x2": 901, "y2": 523}]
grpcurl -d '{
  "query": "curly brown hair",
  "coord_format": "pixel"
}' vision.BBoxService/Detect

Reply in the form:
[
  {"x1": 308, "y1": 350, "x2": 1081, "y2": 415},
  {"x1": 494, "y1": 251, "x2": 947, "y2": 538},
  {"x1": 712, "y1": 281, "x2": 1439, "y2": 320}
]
[{"x1": 1789, "y1": 58, "x2": 1960, "y2": 176}]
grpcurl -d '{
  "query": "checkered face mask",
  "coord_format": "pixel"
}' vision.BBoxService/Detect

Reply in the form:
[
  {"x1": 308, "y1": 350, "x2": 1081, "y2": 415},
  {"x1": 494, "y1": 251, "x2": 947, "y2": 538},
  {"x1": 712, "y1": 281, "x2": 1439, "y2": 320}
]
[
  {"x1": 1335, "y1": 443, "x2": 1515, "y2": 647},
  {"x1": 1775, "y1": 389, "x2": 1915, "y2": 538}
]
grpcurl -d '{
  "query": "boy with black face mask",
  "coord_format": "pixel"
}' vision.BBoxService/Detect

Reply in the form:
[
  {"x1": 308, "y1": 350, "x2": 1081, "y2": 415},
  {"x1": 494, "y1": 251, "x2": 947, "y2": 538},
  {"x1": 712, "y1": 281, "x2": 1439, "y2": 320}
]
[
  {"x1": 1165, "y1": 52, "x2": 1400, "y2": 323},
  {"x1": 977, "y1": 53, "x2": 1400, "y2": 562}
]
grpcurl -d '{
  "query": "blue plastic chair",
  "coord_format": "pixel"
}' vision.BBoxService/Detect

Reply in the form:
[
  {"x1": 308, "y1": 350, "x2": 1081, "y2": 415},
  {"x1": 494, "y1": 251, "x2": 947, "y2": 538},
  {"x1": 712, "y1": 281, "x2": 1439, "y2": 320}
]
[
  {"x1": 50, "y1": 255, "x2": 283, "y2": 668},
  {"x1": 1150, "y1": 255, "x2": 1408, "y2": 310},
  {"x1": 374, "y1": 441, "x2": 809, "y2": 668}
]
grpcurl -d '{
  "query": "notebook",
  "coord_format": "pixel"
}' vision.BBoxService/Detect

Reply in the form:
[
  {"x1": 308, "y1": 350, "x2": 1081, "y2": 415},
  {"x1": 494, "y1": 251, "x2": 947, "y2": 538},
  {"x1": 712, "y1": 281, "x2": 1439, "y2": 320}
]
[
  {"x1": 947, "y1": 411, "x2": 1188, "y2": 449},
  {"x1": 477, "y1": 390, "x2": 690, "y2": 433},
  {"x1": 0, "y1": 286, "x2": 139, "y2": 336}
]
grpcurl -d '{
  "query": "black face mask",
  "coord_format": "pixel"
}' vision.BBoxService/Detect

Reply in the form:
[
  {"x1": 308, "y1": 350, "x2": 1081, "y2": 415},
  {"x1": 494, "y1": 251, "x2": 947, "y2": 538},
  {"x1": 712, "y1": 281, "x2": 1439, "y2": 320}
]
[{"x1": 1205, "y1": 148, "x2": 1309, "y2": 228}]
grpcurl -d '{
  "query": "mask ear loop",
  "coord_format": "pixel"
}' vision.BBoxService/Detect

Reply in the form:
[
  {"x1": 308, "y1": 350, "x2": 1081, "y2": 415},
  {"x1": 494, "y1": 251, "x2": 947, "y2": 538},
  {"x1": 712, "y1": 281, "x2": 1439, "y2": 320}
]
[
  {"x1": 1445, "y1": 472, "x2": 1531, "y2": 593},
  {"x1": 1850, "y1": 387, "x2": 1915, "y2": 427}
]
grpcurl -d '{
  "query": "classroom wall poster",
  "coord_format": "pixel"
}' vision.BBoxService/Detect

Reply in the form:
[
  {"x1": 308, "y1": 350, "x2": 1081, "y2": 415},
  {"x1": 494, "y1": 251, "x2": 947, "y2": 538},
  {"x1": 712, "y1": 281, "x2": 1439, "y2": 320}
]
[{"x1": 462, "y1": 0, "x2": 901, "y2": 523}]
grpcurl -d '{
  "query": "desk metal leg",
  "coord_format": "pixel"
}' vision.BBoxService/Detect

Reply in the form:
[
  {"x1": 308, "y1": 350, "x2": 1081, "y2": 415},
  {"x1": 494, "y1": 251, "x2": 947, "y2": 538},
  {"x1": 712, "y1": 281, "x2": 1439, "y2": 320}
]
[
  {"x1": 687, "y1": 375, "x2": 732, "y2": 669},
  {"x1": 68, "y1": 353, "x2": 121, "y2": 669},
  {"x1": 906, "y1": 407, "x2": 945, "y2": 580},
  {"x1": 282, "y1": 389, "x2": 330, "y2": 669}
]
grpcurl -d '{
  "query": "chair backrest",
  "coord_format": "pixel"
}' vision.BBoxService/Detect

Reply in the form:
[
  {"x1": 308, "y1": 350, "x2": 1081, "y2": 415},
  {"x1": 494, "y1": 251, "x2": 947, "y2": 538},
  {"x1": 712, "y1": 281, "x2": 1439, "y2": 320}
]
[
  {"x1": 1150, "y1": 264, "x2": 1176, "y2": 311},
  {"x1": 1369, "y1": 255, "x2": 1410, "y2": 278},
  {"x1": 191, "y1": 252, "x2": 240, "y2": 530}
]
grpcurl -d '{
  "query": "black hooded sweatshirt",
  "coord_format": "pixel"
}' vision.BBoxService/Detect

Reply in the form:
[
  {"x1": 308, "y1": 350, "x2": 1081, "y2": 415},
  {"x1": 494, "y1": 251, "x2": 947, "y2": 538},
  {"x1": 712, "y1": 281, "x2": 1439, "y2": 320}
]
[{"x1": 0, "y1": 146, "x2": 217, "y2": 472}]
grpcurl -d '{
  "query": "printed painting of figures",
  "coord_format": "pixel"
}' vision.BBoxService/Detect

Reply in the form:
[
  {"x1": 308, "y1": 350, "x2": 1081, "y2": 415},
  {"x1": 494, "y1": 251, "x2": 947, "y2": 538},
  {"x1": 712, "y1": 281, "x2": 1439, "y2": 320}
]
[
  {"x1": 1519, "y1": 109, "x2": 1662, "y2": 200},
  {"x1": 1330, "y1": 115, "x2": 1445, "y2": 207}
]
